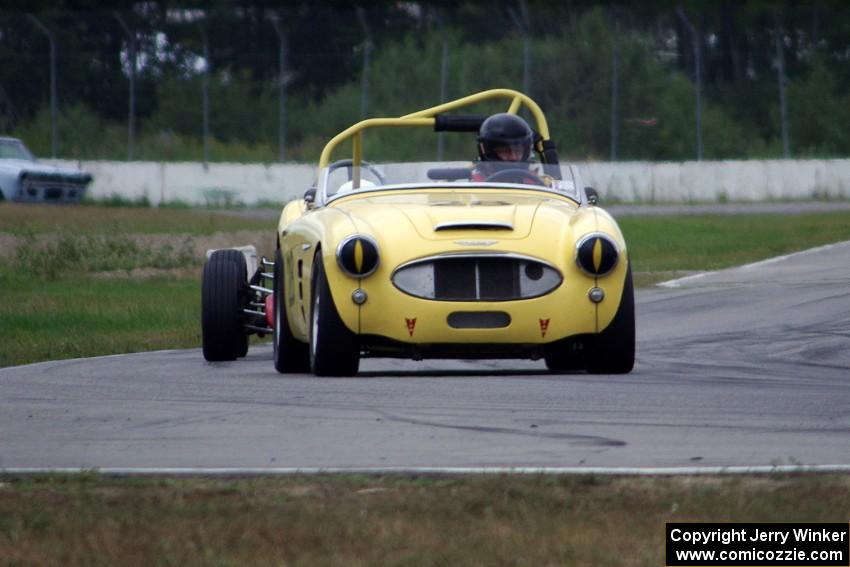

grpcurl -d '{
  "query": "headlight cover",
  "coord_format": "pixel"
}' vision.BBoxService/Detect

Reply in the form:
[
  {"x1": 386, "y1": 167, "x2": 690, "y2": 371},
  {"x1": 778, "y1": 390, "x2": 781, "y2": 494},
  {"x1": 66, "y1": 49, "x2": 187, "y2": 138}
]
[
  {"x1": 336, "y1": 235, "x2": 380, "y2": 277},
  {"x1": 575, "y1": 233, "x2": 620, "y2": 277}
]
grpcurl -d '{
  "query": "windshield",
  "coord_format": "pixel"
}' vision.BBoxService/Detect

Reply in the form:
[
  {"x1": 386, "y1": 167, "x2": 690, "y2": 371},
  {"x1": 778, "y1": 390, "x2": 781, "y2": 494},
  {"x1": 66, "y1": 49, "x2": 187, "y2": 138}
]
[
  {"x1": 321, "y1": 161, "x2": 580, "y2": 203},
  {"x1": 0, "y1": 139, "x2": 35, "y2": 161}
]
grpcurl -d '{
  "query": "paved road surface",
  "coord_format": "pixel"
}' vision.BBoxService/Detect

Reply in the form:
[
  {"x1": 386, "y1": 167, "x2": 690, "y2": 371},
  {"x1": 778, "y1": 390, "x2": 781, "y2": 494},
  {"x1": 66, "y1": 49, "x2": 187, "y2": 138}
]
[{"x1": 1, "y1": 242, "x2": 848, "y2": 470}]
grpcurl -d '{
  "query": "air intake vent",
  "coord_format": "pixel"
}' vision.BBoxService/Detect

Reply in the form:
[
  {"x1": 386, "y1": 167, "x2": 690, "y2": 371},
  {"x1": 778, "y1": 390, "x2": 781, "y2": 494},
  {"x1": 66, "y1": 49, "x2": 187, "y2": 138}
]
[
  {"x1": 448, "y1": 311, "x2": 511, "y2": 329},
  {"x1": 392, "y1": 254, "x2": 562, "y2": 301},
  {"x1": 433, "y1": 221, "x2": 513, "y2": 231}
]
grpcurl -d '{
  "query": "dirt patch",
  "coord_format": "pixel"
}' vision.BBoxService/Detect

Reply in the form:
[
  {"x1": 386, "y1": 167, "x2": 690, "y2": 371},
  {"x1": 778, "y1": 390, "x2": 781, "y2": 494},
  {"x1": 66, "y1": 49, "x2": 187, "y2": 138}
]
[
  {"x1": 2, "y1": 474, "x2": 848, "y2": 566},
  {"x1": 0, "y1": 233, "x2": 18, "y2": 261},
  {"x1": 1, "y1": 230, "x2": 276, "y2": 274},
  {"x1": 127, "y1": 230, "x2": 278, "y2": 267},
  {"x1": 92, "y1": 267, "x2": 202, "y2": 280}
]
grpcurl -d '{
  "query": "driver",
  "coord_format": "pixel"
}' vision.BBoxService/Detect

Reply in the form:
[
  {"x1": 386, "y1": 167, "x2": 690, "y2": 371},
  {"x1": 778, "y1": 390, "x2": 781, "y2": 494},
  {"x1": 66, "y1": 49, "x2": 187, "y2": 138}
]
[{"x1": 470, "y1": 113, "x2": 535, "y2": 182}]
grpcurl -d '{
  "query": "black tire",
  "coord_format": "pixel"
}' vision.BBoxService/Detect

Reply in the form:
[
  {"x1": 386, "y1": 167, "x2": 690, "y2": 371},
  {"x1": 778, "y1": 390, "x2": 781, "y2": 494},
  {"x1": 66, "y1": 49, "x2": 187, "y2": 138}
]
[
  {"x1": 237, "y1": 334, "x2": 249, "y2": 358},
  {"x1": 544, "y1": 338, "x2": 587, "y2": 373},
  {"x1": 273, "y1": 248, "x2": 310, "y2": 373},
  {"x1": 202, "y1": 249, "x2": 248, "y2": 362},
  {"x1": 586, "y1": 265, "x2": 636, "y2": 374},
  {"x1": 309, "y1": 254, "x2": 360, "y2": 376}
]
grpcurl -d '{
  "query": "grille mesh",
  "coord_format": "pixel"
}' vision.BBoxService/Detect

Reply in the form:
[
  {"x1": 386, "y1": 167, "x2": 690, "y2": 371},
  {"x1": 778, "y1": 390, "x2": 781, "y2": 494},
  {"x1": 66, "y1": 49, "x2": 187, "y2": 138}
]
[{"x1": 393, "y1": 255, "x2": 561, "y2": 301}]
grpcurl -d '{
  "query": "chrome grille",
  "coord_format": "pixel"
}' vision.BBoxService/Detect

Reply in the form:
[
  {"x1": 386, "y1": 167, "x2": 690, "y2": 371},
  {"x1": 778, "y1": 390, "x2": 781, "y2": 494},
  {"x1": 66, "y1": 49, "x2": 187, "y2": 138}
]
[{"x1": 392, "y1": 254, "x2": 562, "y2": 301}]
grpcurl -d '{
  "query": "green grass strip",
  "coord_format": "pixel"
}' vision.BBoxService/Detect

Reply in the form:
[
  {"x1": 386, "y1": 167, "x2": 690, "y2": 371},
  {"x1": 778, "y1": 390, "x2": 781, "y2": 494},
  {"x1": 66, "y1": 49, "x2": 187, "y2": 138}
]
[
  {"x1": 619, "y1": 211, "x2": 850, "y2": 285},
  {"x1": 0, "y1": 274, "x2": 202, "y2": 367}
]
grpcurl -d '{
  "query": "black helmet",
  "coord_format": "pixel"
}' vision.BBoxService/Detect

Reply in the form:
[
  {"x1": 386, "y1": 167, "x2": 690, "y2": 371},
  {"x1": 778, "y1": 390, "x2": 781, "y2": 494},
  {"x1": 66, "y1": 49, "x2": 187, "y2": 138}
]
[{"x1": 477, "y1": 113, "x2": 534, "y2": 161}]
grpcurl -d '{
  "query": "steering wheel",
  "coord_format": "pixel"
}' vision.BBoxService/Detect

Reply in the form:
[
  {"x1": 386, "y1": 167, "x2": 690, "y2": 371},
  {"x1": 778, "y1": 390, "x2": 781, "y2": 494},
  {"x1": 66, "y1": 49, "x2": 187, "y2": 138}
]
[
  {"x1": 484, "y1": 168, "x2": 545, "y2": 186},
  {"x1": 327, "y1": 158, "x2": 385, "y2": 184}
]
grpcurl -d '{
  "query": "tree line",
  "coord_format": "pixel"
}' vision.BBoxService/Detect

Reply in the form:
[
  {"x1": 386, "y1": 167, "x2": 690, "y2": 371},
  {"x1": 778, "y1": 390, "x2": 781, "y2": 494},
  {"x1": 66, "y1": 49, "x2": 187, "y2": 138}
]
[{"x1": 1, "y1": 1, "x2": 848, "y2": 162}]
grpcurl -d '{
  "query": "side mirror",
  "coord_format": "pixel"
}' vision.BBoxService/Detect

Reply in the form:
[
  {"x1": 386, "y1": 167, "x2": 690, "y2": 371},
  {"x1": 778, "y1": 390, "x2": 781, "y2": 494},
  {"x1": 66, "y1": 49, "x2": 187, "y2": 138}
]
[
  {"x1": 304, "y1": 187, "x2": 316, "y2": 204},
  {"x1": 585, "y1": 187, "x2": 599, "y2": 206}
]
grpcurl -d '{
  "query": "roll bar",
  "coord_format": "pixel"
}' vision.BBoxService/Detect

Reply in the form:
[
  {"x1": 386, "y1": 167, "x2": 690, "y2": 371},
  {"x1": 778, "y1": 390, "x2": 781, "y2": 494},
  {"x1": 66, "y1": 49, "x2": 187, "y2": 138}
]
[{"x1": 318, "y1": 89, "x2": 553, "y2": 169}]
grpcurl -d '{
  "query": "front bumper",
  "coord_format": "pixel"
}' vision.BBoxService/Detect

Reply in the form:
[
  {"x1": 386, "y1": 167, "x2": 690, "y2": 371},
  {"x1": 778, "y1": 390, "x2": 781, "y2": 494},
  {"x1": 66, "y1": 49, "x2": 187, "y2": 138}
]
[
  {"x1": 332, "y1": 260, "x2": 629, "y2": 346},
  {"x1": 14, "y1": 173, "x2": 91, "y2": 204}
]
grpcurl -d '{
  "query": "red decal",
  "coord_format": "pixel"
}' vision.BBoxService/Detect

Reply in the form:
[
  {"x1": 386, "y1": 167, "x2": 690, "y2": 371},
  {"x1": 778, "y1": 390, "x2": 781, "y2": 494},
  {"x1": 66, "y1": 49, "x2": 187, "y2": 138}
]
[
  {"x1": 539, "y1": 318, "x2": 551, "y2": 338},
  {"x1": 405, "y1": 317, "x2": 417, "y2": 337},
  {"x1": 265, "y1": 294, "x2": 275, "y2": 329}
]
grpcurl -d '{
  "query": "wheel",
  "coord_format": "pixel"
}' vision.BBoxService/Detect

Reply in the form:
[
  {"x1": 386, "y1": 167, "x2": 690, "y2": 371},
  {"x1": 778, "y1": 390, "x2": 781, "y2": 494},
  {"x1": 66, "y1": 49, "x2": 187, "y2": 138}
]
[
  {"x1": 484, "y1": 168, "x2": 545, "y2": 185},
  {"x1": 201, "y1": 249, "x2": 248, "y2": 362},
  {"x1": 586, "y1": 265, "x2": 635, "y2": 374},
  {"x1": 273, "y1": 248, "x2": 310, "y2": 373},
  {"x1": 237, "y1": 334, "x2": 249, "y2": 358},
  {"x1": 309, "y1": 254, "x2": 360, "y2": 376},
  {"x1": 544, "y1": 338, "x2": 587, "y2": 373}
]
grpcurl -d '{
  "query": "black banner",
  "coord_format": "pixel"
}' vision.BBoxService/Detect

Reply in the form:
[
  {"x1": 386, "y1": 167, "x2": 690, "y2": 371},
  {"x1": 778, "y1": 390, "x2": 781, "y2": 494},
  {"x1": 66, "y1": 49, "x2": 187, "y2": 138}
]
[{"x1": 666, "y1": 523, "x2": 849, "y2": 566}]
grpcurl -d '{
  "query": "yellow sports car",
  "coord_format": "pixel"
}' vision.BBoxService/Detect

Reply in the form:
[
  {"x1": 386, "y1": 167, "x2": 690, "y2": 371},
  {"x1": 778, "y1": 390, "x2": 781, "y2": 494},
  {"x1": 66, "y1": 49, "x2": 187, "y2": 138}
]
[{"x1": 201, "y1": 89, "x2": 634, "y2": 376}]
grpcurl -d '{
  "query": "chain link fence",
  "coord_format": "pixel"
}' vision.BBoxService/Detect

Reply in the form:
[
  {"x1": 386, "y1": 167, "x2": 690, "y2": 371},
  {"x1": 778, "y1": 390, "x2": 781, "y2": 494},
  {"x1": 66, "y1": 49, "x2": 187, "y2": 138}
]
[{"x1": 2, "y1": 3, "x2": 845, "y2": 164}]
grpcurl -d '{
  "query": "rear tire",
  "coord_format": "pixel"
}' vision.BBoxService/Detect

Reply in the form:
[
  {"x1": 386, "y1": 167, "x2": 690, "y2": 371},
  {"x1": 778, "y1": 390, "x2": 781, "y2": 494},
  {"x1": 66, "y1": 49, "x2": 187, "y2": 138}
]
[
  {"x1": 237, "y1": 334, "x2": 249, "y2": 358},
  {"x1": 202, "y1": 249, "x2": 248, "y2": 362},
  {"x1": 309, "y1": 255, "x2": 360, "y2": 377},
  {"x1": 273, "y1": 248, "x2": 310, "y2": 373},
  {"x1": 586, "y1": 265, "x2": 635, "y2": 374}
]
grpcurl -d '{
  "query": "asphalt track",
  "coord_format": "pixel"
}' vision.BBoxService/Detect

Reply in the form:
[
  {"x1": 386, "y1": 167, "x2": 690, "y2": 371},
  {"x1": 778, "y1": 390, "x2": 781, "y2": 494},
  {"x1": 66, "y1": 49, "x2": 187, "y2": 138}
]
[{"x1": 1, "y1": 241, "x2": 848, "y2": 471}]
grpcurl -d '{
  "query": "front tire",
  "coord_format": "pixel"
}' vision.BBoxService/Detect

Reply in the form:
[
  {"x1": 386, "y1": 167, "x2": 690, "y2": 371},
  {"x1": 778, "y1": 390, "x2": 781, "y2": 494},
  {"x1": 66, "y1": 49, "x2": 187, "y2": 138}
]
[
  {"x1": 273, "y1": 248, "x2": 310, "y2": 373},
  {"x1": 586, "y1": 266, "x2": 635, "y2": 374},
  {"x1": 543, "y1": 338, "x2": 587, "y2": 373},
  {"x1": 202, "y1": 249, "x2": 248, "y2": 362},
  {"x1": 309, "y1": 254, "x2": 360, "y2": 377}
]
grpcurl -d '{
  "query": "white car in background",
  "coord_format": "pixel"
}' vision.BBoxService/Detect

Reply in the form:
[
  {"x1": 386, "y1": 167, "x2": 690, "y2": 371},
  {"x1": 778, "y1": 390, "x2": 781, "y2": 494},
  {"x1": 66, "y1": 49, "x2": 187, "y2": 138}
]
[{"x1": 0, "y1": 137, "x2": 92, "y2": 203}]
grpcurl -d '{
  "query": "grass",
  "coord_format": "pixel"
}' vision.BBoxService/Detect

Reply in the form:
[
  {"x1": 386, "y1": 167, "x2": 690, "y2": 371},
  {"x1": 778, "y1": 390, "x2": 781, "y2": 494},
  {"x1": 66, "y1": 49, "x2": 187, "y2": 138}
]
[
  {"x1": 12, "y1": 231, "x2": 197, "y2": 279},
  {"x1": 0, "y1": 202, "x2": 264, "y2": 235},
  {"x1": 619, "y1": 211, "x2": 850, "y2": 285},
  {"x1": 3, "y1": 205, "x2": 850, "y2": 367},
  {"x1": 0, "y1": 272, "x2": 201, "y2": 367},
  {"x1": 0, "y1": 473, "x2": 847, "y2": 566},
  {"x1": 0, "y1": 203, "x2": 276, "y2": 367}
]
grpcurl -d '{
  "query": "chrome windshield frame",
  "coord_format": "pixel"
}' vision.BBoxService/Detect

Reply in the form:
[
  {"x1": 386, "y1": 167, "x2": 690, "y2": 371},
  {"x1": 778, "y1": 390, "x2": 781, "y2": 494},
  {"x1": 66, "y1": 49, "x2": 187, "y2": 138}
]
[{"x1": 323, "y1": 181, "x2": 583, "y2": 206}]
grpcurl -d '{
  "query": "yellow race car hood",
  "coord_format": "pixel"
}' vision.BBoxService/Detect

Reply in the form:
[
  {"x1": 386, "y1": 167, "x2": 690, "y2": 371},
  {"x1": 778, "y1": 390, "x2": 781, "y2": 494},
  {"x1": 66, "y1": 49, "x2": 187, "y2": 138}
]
[{"x1": 331, "y1": 189, "x2": 578, "y2": 241}]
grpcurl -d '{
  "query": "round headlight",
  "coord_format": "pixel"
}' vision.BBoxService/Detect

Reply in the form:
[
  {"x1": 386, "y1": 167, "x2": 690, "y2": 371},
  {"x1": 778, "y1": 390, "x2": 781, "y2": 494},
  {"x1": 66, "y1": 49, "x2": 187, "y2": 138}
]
[
  {"x1": 575, "y1": 233, "x2": 619, "y2": 277},
  {"x1": 337, "y1": 235, "x2": 380, "y2": 277}
]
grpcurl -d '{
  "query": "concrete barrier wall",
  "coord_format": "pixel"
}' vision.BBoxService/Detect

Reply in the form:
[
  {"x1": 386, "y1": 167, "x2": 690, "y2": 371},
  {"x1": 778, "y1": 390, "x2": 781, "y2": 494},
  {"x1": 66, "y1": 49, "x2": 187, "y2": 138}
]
[
  {"x1": 48, "y1": 160, "x2": 317, "y2": 206},
  {"x1": 581, "y1": 160, "x2": 850, "y2": 202},
  {"x1": 48, "y1": 159, "x2": 850, "y2": 205}
]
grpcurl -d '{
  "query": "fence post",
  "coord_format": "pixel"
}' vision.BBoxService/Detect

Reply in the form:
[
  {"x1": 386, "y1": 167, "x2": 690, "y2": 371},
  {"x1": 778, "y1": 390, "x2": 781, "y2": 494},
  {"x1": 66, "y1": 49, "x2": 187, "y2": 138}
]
[
  {"x1": 610, "y1": 19, "x2": 619, "y2": 161},
  {"x1": 676, "y1": 7, "x2": 703, "y2": 161},
  {"x1": 357, "y1": 7, "x2": 372, "y2": 121},
  {"x1": 507, "y1": 1, "x2": 531, "y2": 96},
  {"x1": 113, "y1": 11, "x2": 136, "y2": 161},
  {"x1": 26, "y1": 14, "x2": 58, "y2": 158},
  {"x1": 269, "y1": 13, "x2": 288, "y2": 162},
  {"x1": 436, "y1": 11, "x2": 449, "y2": 160},
  {"x1": 775, "y1": 21, "x2": 791, "y2": 158},
  {"x1": 197, "y1": 22, "x2": 210, "y2": 168}
]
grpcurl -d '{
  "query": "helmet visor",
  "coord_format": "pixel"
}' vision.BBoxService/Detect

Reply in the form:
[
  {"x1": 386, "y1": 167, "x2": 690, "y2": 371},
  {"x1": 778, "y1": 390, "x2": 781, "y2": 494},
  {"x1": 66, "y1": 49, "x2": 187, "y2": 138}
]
[{"x1": 491, "y1": 142, "x2": 528, "y2": 161}]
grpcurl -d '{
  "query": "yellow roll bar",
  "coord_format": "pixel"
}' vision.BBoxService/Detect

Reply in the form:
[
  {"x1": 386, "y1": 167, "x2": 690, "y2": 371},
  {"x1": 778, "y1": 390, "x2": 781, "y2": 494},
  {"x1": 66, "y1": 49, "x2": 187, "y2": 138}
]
[{"x1": 318, "y1": 89, "x2": 550, "y2": 169}]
